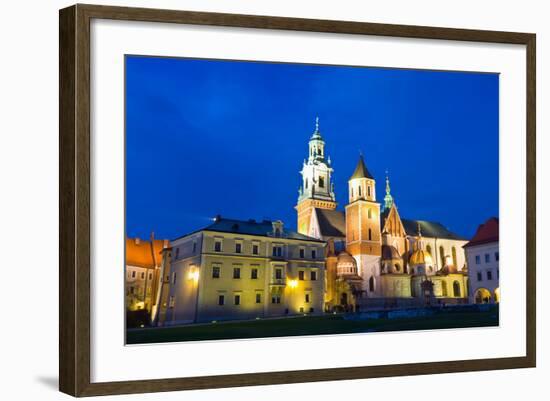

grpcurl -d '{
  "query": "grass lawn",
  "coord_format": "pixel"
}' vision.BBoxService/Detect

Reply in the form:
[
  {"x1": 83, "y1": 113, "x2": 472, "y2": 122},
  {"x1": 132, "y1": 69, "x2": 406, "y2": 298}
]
[{"x1": 126, "y1": 305, "x2": 498, "y2": 344}]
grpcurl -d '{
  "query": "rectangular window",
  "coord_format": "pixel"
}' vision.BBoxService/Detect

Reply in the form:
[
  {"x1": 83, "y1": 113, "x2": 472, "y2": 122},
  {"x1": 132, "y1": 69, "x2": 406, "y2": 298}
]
[
  {"x1": 485, "y1": 253, "x2": 490, "y2": 263},
  {"x1": 319, "y1": 176, "x2": 325, "y2": 188},
  {"x1": 477, "y1": 272, "x2": 482, "y2": 281},
  {"x1": 475, "y1": 255, "x2": 481, "y2": 264},
  {"x1": 271, "y1": 295, "x2": 281, "y2": 304},
  {"x1": 251, "y1": 268, "x2": 258, "y2": 279},
  {"x1": 235, "y1": 243, "x2": 242, "y2": 253},
  {"x1": 234, "y1": 294, "x2": 241, "y2": 305},
  {"x1": 311, "y1": 249, "x2": 317, "y2": 259},
  {"x1": 218, "y1": 295, "x2": 225, "y2": 305},
  {"x1": 305, "y1": 293, "x2": 310, "y2": 303},
  {"x1": 487, "y1": 270, "x2": 493, "y2": 280},
  {"x1": 214, "y1": 240, "x2": 222, "y2": 252},
  {"x1": 169, "y1": 296, "x2": 175, "y2": 308},
  {"x1": 272, "y1": 246, "x2": 283, "y2": 257},
  {"x1": 233, "y1": 267, "x2": 241, "y2": 279},
  {"x1": 298, "y1": 271, "x2": 305, "y2": 281},
  {"x1": 495, "y1": 251, "x2": 499, "y2": 262},
  {"x1": 256, "y1": 293, "x2": 262, "y2": 303},
  {"x1": 275, "y1": 268, "x2": 283, "y2": 280},
  {"x1": 310, "y1": 271, "x2": 317, "y2": 281},
  {"x1": 299, "y1": 248, "x2": 305, "y2": 258},
  {"x1": 252, "y1": 244, "x2": 259, "y2": 255},
  {"x1": 212, "y1": 266, "x2": 220, "y2": 279}
]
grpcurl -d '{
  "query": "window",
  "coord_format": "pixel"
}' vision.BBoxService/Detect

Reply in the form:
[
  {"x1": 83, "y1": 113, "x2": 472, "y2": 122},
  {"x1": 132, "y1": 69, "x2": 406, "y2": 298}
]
[
  {"x1": 141, "y1": 272, "x2": 145, "y2": 279},
  {"x1": 169, "y1": 296, "x2": 175, "y2": 308},
  {"x1": 131, "y1": 271, "x2": 136, "y2": 278},
  {"x1": 298, "y1": 271, "x2": 305, "y2": 281},
  {"x1": 311, "y1": 249, "x2": 317, "y2": 259},
  {"x1": 452, "y1": 247, "x2": 457, "y2": 268},
  {"x1": 485, "y1": 253, "x2": 490, "y2": 263},
  {"x1": 148, "y1": 272, "x2": 153, "y2": 280},
  {"x1": 175, "y1": 248, "x2": 180, "y2": 259},
  {"x1": 310, "y1": 271, "x2": 317, "y2": 281},
  {"x1": 271, "y1": 294, "x2": 281, "y2": 304},
  {"x1": 299, "y1": 248, "x2": 305, "y2": 258},
  {"x1": 495, "y1": 251, "x2": 499, "y2": 262},
  {"x1": 129, "y1": 286, "x2": 134, "y2": 294},
  {"x1": 426, "y1": 245, "x2": 432, "y2": 255},
  {"x1": 252, "y1": 244, "x2": 259, "y2": 255},
  {"x1": 368, "y1": 228, "x2": 372, "y2": 241},
  {"x1": 369, "y1": 276, "x2": 375, "y2": 292},
  {"x1": 367, "y1": 208, "x2": 372, "y2": 219},
  {"x1": 251, "y1": 268, "x2": 258, "y2": 279},
  {"x1": 358, "y1": 186, "x2": 362, "y2": 196},
  {"x1": 212, "y1": 266, "x2": 220, "y2": 279},
  {"x1": 475, "y1": 255, "x2": 481, "y2": 264},
  {"x1": 367, "y1": 185, "x2": 371, "y2": 197},
  {"x1": 214, "y1": 240, "x2": 222, "y2": 252},
  {"x1": 235, "y1": 243, "x2": 242, "y2": 253},
  {"x1": 319, "y1": 176, "x2": 325, "y2": 188},
  {"x1": 234, "y1": 294, "x2": 241, "y2": 305},
  {"x1": 477, "y1": 272, "x2": 483, "y2": 281},
  {"x1": 172, "y1": 272, "x2": 177, "y2": 284},
  {"x1": 305, "y1": 293, "x2": 310, "y2": 303},
  {"x1": 441, "y1": 281, "x2": 448, "y2": 297},
  {"x1": 487, "y1": 270, "x2": 493, "y2": 280},
  {"x1": 218, "y1": 295, "x2": 225, "y2": 305},
  {"x1": 497, "y1": 268, "x2": 500, "y2": 279},
  {"x1": 453, "y1": 281, "x2": 461, "y2": 297},
  {"x1": 439, "y1": 246, "x2": 445, "y2": 266},
  {"x1": 351, "y1": 187, "x2": 354, "y2": 197},
  {"x1": 255, "y1": 293, "x2": 262, "y2": 303},
  {"x1": 275, "y1": 268, "x2": 283, "y2": 280},
  {"x1": 272, "y1": 246, "x2": 283, "y2": 257},
  {"x1": 233, "y1": 267, "x2": 241, "y2": 279}
]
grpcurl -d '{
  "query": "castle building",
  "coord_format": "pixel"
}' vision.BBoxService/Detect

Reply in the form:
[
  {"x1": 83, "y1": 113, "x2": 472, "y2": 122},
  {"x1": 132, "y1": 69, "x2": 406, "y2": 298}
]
[
  {"x1": 156, "y1": 216, "x2": 326, "y2": 325},
  {"x1": 125, "y1": 236, "x2": 168, "y2": 314},
  {"x1": 464, "y1": 217, "x2": 499, "y2": 304},
  {"x1": 297, "y1": 118, "x2": 469, "y2": 310}
]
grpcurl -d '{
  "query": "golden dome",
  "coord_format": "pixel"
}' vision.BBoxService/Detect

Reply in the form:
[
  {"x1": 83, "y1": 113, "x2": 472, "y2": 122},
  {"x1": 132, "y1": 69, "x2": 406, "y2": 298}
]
[{"x1": 409, "y1": 249, "x2": 434, "y2": 266}]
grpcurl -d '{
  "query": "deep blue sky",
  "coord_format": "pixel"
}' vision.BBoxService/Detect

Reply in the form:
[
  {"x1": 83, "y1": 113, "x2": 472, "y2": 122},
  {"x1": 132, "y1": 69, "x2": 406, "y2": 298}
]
[{"x1": 126, "y1": 56, "x2": 498, "y2": 241}]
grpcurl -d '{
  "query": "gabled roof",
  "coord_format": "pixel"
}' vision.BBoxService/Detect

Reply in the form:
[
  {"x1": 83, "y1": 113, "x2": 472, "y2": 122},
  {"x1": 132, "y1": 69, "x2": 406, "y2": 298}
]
[
  {"x1": 463, "y1": 217, "x2": 499, "y2": 248},
  {"x1": 401, "y1": 219, "x2": 466, "y2": 241},
  {"x1": 126, "y1": 238, "x2": 167, "y2": 269},
  {"x1": 350, "y1": 155, "x2": 374, "y2": 180},
  {"x1": 315, "y1": 209, "x2": 346, "y2": 238},
  {"x1": 175, "y1": 217, "x2": 324, "y2": 243}
]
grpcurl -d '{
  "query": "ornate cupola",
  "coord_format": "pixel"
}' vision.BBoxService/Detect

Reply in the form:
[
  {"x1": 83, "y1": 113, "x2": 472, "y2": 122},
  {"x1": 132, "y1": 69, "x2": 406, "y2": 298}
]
[
  {"x1": 296, "y1": 117, "x2": 337, "y2": 236},
  {"x1": 409, "y1": 223, "x2": 435, "y2": 275}
]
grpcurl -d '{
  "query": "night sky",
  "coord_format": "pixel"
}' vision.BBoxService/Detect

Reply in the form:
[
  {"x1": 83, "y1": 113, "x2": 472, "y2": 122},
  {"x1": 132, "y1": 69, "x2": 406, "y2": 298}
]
[{"x1": 125, "y1": 56, "x2": 499, "y2": 241}]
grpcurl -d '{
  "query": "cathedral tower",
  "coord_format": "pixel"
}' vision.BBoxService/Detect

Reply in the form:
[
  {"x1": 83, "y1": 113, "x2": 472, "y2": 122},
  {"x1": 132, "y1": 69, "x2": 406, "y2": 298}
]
[
  {"x1": 345, "y1": 155, "x2": 382, "y2": 295},
  {"x1": 296, "y1": 117, "x2": 337, "y2": 236}
]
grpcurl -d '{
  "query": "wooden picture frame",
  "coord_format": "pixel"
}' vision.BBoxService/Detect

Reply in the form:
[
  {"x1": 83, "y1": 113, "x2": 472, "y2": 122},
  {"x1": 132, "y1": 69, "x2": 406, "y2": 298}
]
[{"x1": 59, "y1": 3, "x2": 536, "y2": 397}]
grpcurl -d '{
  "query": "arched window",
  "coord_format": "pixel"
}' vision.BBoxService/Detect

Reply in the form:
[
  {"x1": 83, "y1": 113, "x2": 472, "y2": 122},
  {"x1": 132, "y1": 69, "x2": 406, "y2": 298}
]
[
  {"x1": 441, "y1": 281, "x2": 448, "y2": 297},
  {"x1": 452, "y1": 247, "x2": 457, "y2": 267},
  {"x1": 367, "y1": 185, "x2": 371, "y2": 197},
  {"x1": 358, "y1": 186, "x2": 362, "y2": 196},
  {"x1": 426, "y1": 244, "x2": 432, "y2": 255},
  {"x1": 439, "y1": 246, "x2": 445, "y2": 267},
  {"x1": 453, "y1": 281, "x2": 461, "y2": 297},
  {"x1": 369, "y1": 276, "x2": 375, "y2": 292},
  {"x1": 305, "y1": 179, "x2": 308, "y2": 189},
  {"x1": 368, "y1": 228, "x2": 372, "y2": 241}
]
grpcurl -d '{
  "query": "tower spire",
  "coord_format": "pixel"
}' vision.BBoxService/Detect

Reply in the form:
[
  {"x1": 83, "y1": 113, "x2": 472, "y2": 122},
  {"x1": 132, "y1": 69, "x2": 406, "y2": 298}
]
[{"x1": 383, "y1": 170, "x2": 394, "y2": 211}]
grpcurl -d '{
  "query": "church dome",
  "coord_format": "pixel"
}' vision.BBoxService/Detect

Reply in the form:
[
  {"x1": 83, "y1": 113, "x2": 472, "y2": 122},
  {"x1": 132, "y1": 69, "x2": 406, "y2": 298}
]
[
  {"x1": 381, "y1": 244, "x2": 401, "y2": 260},
  {"x1": 409, "y1": 249, "x2": 433, "y2": 267},
  {"x1": 337, "y1": 251, "x2": 358, "y2": 276}
]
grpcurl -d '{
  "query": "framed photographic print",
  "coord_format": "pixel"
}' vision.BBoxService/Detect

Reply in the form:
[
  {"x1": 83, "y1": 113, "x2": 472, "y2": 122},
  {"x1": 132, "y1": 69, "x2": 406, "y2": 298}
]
[{"x1": 59, "y1": 4, "x2": 536, "y2": 397}]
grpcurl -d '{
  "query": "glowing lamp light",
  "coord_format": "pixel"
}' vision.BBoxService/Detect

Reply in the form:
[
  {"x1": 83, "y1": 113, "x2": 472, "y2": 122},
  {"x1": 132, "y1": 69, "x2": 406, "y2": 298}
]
[
  {"x1": 188, "y1": 270, "x2": 200, "y2": 281},
  {"x1": 288, "y1": 279, "x2": 298, "y2": 289}
]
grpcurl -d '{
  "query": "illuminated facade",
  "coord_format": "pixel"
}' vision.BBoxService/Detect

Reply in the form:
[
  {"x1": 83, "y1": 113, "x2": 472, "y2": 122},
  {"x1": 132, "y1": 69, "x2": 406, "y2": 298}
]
[
  {"x1": 464, "y1": 217, "x2": 499, "y2": 304},
  {"x1": 297, "y1": 119, "x2": 469, "y2": 310},
  {"x1": 125, "y1": 236, "x2": 168, "y2": 314},
  {"x1": 156, "y1": 217, "x2": 326, "y2": 325}
]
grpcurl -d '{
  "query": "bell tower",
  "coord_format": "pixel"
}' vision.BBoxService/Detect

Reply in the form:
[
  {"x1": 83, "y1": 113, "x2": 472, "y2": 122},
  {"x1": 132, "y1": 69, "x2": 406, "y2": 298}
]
[
  {"x1": 296, "y1": 117, "x2": 337, "y2": 236},
  {"x1": 345, "y1": 154, "x2": 382, "y2": 295}
]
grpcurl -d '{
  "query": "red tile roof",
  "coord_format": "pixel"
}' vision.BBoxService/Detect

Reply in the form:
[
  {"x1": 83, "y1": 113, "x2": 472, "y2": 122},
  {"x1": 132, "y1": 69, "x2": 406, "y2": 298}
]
[
  {"x1": 463, "y1": 217, "x2": 499, "y2": 248},
  {"x1": 126, "y1": 237, "x2": 167, "y2": 269}
]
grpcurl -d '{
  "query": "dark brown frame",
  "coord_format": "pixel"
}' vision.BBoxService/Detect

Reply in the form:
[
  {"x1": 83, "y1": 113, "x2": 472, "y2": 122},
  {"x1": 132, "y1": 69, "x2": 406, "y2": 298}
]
[{"x1": 59, "y1": 3, "x2": 536, "y2": 397}]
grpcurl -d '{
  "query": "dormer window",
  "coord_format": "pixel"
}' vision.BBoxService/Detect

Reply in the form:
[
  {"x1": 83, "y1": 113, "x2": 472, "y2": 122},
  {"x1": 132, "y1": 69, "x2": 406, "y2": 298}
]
[{"x1": 272, "y1": 221, "x2": 284, "y2": 237}]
